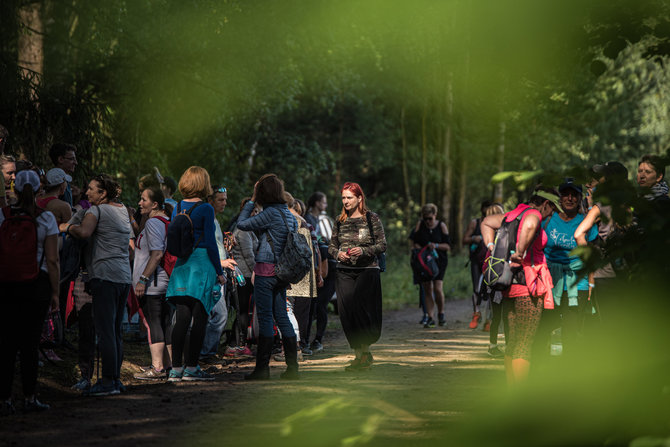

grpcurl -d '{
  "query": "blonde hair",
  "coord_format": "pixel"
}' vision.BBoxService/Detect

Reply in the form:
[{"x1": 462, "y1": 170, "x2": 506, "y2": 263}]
[
  {"x1": 178, "y1": 166, "x2": 213, "y2": 200},
  {"x1": 421, "y1": 203, "x2": 438, "y2": 217},
  {"x1": 485, "y1": 203, "x2": 505, "y2": 216}
]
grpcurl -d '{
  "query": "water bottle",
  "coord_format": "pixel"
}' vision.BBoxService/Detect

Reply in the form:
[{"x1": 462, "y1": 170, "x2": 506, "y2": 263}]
[
  {"x1": 234, "y1": 266, "x2": 246, "y2": 286},
  {"x1": 212, "y1": 284, "x2": 222, "y2": 301}
]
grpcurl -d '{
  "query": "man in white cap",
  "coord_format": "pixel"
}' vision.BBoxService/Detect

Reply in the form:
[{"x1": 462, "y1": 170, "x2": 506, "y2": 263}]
[{"x1": 38, "y1": 168, "x2": 73, "y2": 226}]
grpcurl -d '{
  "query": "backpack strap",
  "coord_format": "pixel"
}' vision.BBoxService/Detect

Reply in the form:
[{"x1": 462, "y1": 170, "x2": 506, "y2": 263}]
[
  {"x1": 183, "y1": 201, "x2": 205, "y2": 249},
  {"x1": 151, "y1": 215, "x2": 171, "y2": 287},
  {"x1": 365, "y1": 211, "x2": 377, "y2": 245},
  {"x1": 265, "y1": 207, "x2": 293, "y2": 260}
]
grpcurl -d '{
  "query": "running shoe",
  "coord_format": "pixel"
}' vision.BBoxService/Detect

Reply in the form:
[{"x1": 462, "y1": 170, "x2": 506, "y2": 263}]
[
  {"x1": 468, "y1": 312, "x2": 482, "y2": 329},
  {"x1": 438, "y1": 313, "x2": 446, "y2": 327},
  {"x1": 24, "y1": 398, "x2": 50, "y2": 412},
  {"x1": 115, "y1": 380, "x2": 127, "y2": 393},
  {"x1": 167, "y1": 368, "x2": 184, "y2": 383},
  {"x1": 71, "y1": 378, "x2": 91, "y2": 392},
  {"x1": 236, "y1": 346, "x2": 254, "y2": 358},
  {"x1": 134, "y1": 366, "x2": 167, "y2": 381},
  {"x1": 84, "y1": 381, "x2": 120, "y2": 397},
  {"x1": 182, "y1": 366, "x2": 215, "y2": 381},
  {"x1": 424, "y1": 317, "x2": 436, "y2": 328},
  {"x1": 310, "y1": 340, "x2": 324, "y2": 353},
  {"x1": 482, "y1": 320, "x2": 491, "y2": 332},
  {"x1": 301, "y1": 346, "x2": 313, "y2": 356},
  {"x1": 487, "y1": 346, "x2": 505, "y2": 358},
  {"x1": 419, "y1": 314, "x2": 429, "y2": 325}
]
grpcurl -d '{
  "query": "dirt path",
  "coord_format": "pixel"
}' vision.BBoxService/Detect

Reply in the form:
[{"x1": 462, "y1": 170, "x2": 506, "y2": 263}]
[{"x1": 1, "y1": 299, "x2": 506, "y2": 447}]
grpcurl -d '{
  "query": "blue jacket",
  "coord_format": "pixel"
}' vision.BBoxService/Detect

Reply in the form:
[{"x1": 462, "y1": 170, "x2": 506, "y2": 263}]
[{"x1": 236, "y1": 201, "x2": 297, "y2": 264}]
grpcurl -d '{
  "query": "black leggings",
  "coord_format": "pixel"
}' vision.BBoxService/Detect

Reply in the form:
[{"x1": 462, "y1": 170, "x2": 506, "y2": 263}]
[
  {"x1": 0, "y1": 273, "x2": 51, "y2": 399},
  {"x1": 170, "y1": 296, "x2": 209, "y2": 367},
  {"x1": 313, "y1": 265, "x2": 336, "y2": 341},
  {"x1": 236, "y1": 280, "x2": 253, "y2": 344},
  {"x1": 140, "y1": 294, "x2": 173, "y2": 345}
]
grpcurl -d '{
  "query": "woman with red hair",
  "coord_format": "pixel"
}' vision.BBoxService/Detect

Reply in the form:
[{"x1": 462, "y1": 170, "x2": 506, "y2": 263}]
[{"x1": 328, "y1": 182, "x2": 386, "y2": 371}]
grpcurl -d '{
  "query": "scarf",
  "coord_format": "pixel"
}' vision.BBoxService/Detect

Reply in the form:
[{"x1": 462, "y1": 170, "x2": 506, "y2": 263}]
[{"x1": 644, "y1": 180, "x2": 669, "y2": 201}]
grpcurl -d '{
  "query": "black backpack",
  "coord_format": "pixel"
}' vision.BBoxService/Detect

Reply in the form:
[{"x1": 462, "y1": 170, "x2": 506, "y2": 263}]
[
  {"x1": 166, "y1": 201, "x2": 205, "y2": 258},
  {"x1": 483, "y1": 209, "x2": 535, "y2": 291},
  {"x1": 267, "y1": 209, "x2": 312, "y2": 284}
]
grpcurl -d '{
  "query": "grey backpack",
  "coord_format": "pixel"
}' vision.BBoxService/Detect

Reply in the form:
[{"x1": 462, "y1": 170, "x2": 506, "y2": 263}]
[{"x1": 267, "y1": 210, "x2": 313, "y2": 284}]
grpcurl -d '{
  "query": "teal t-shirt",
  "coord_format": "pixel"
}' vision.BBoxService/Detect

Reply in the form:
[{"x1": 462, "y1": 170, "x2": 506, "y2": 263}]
[{"x1": 544, "y1": 213, "x2": 597, "y2": 291}]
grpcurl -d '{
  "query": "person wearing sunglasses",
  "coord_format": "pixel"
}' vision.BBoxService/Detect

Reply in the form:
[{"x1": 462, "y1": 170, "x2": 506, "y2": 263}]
[{"x1": 410, "y1": 203, "x2": 451, "y2": 328}]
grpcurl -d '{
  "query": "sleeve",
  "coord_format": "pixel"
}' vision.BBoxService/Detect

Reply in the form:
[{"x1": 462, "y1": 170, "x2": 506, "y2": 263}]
[
  {"x1": 42, "y1": 211, "x2": 59, "y2": 236},
  {"x1": 201, "y1": 205, "x2": 223, "y2": 276},
  {"x1": 328, "y1": 220, "x2": 341, "y2": 259},
  {"x1": 85, "y1": 205, "x2": 100, "y2": 222},
  {"x1": 236, "y1": 201, "x2": 272, "y2": 232},
  {"x1": 365, "y1": 213, "x2": 386, "y2": 256},
  {"x1": 145, "y1": 218, "x2": 167, "y2": 252},
  {"x1": 236, "y1": 229, "x2": 257, "y2": 273}
]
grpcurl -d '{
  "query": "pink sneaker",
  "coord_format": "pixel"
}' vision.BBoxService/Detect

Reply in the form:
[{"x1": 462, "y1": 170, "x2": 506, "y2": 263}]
[
  {"x1": 224, "y1": 346, "x2": 239, "y2": 358},
  {"x1": 236, "y1": 346, "x2": 253, "y2": 357},
  {"x1": 44, "y1": 349, "x2": 63, "y2": 362}
]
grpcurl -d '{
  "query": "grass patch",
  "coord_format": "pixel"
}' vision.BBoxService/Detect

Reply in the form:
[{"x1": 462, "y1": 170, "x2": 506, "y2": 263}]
[{"x1": 381, "y1": 252, "x2": 473, "y2": 310}]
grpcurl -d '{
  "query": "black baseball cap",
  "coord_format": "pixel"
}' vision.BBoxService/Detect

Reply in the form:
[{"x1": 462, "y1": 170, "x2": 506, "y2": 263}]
[
  {"x1": 592, "y1": 161, "x2": 628, "y2": 180},
  {"x1": 558, "y1": 178, "x2": 582, "y2": 195}
]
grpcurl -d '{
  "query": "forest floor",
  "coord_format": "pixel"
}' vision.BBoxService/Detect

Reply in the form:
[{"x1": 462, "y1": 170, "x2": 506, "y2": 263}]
[{"x1": 1, "y1": 298, "x2": 512, "y2": 447}]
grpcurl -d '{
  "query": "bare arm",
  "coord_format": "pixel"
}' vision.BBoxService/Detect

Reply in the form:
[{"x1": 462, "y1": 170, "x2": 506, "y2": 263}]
[
  {"x1": 481, "y1": 214, "x2": 505, "y2": 248},
  {"x1": 462, "y1": 218, "x2": 480, "y2": 246},
  {"x1": 512, "y1": 213, "x2": 541, "y2": 264},
  {"x1": 59, "y1": 212, "x2": 98, "y2": 238},
  {"x1": 44, "y1": 234, "x2": 60, "y2": 311},
  {"x1": 574, "y1": 206, "x2": 601, "y2": 246}
]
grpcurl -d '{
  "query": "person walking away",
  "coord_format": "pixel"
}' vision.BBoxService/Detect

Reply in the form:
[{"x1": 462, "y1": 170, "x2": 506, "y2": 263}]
[
  {"x1": 329, "y1": 182, "x2": 386, "y2": 371},
  {"x1": 165, "y1": 167, "x2": 225, "y2": 382},
  {"x1": 410, "y1": 203, "x2": 451, "y2": 328},
  {"x1": 236, "y1": 173, "x2": 300, "y2": 380},
  {"x1": 60, "y1": 174, "x2": 133, "y2": 396},
  {"x1": 132, "y1": 186, "x2": 174, "y2": 380},
  {"x1": 0, "y1": 170, "x2": 59, "y2": 412},
  {"x1": 462, "y1": 200, "x2": 492, "y2": 329},
  {"x1": 480, "y1": 187, "x2": 561, "y2": 384}
]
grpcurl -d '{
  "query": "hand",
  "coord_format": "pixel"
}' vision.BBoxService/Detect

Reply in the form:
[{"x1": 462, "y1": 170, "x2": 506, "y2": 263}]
[
  {"x1": 348, "y1": 247, "x2": 363, "y2": 256},
  {"x1": 218, "y1": 274, "x2": 226, "y2": 285},
  {"x1": 338, "y1": 251, "x2": 351, "y2": 261},
  {"x1": 316, "y1": 272, "x2": 324, "y2": 288},
  {"x1": 222, "y1": 258, "x2": 237, "y2": 270},
  {"x1": 510, "y1": 251, "x2": 524, "y2": 267},
  {"x1": 135, "y1": 282, "x2": 146, "y2": 298},
  {"x1": 50, "y1": 292, "x2": 59, "y2": 312}
]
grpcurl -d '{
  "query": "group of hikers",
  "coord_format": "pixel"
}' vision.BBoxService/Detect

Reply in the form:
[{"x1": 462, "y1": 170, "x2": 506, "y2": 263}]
[
  {"x1": 1, "y1": 135, "x2": 668, "y2": 412},
  {"x1": 0, "y1": 142, "x2": 387, "y2": 413}
]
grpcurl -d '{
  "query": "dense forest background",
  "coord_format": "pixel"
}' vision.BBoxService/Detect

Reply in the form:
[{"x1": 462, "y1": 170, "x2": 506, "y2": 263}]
[{"x1": 2, "y1": 0, "x2": 670, "y2": 254}]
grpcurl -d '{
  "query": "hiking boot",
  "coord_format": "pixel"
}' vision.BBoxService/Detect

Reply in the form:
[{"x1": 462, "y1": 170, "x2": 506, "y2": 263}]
[
  {"x1": 71, "y1": 378, "x2": 91, "y2": 392},
  {"x1": 438, "y1": 313, "x2": 446, "y2": 327},
  {"x1": 310, "y1": 340, "x2": 324, "y2": 353},
  {"x1": 487, "y1": 346, "x2": 505, "y2": 359},
  {"x1": 24, "y1": 398, "x2": 49, "y2": 412},
  {"x1": 469, "y1": 312, "x2": 482, "y2": 329},
  {"x1": 167, "y1": 368, "x2": 184, "y2": 383},
  {"x1": 245, "y1": 335, "x2": 273, "y2": 381},
  {"x1": 424, "y1": 317, "x2": 436, "y2": 328},
  {"x1": 482, "y1": 320, "x2": 492, "y2": 332},
  {"x1": 182, "y1": 366, "x2": 215, "y2": 381},
  {"x1": 134, "y1": 366, "x2": 167, "y2": 381},
  {"x1": 280, "y1": 337, "x2": 299, "y2": 380},
  {"x1": 84, "y1": 381, "x2": 120, "y2": 397}
]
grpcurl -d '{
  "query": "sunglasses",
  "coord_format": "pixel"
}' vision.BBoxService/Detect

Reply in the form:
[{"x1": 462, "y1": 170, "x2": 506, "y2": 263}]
[
  {"x1": 215, "y1": 187, "x2": 227, "y2": 193},
  {"x1": 423, "y1": 216, "x2": 435, "y2": 222}
]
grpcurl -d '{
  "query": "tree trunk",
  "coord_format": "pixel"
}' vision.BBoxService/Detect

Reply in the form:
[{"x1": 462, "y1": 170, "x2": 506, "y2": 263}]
[
  {"x1": 421, "y1": 104, "x2": 427, "y2": 206},
  {"x1": 400, "y1": 107, "x2": 412, "y2": 234},
  {"x1": 18, "y1": 1, "x2": 43, "y2": 95},
  {"x1": 456, "y1": 157, "x2": 467, "y2": 254},
  {"x1": 441, "y1": 74, "x2": 453, "y2": 227},
  {"x1": 493, "y1": 120, "x2": 506, "y2": 203}
]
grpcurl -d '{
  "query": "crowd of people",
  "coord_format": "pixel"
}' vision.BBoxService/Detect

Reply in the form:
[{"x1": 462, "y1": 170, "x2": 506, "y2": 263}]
[
  {"x1": 1, "y1": 134, "x2": 668, "y2": 412},
  {"x1": 0, "y1": 143, "x2": 387, "y2": 412}
]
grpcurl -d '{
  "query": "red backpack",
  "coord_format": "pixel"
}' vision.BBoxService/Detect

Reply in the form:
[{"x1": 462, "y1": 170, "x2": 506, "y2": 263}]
[
  {"x1": 152, "y1": 216, "x2": 177, "y2": 276},
  {"x1": 0, "y1": 206, "x2": 43, "y2": 282}
]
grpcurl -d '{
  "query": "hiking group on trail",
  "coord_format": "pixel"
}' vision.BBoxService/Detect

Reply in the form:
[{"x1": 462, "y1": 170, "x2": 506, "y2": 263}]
[{"x1": 1, "y1": 137, "x2": 668, "y2": 413}]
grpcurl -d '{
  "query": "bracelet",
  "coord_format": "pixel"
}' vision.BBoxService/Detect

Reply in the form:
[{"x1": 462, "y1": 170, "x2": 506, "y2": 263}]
[
  {"x1": 66, "y1": 224, "x2": 73, "y2": 235},
  {"x1": 139, "y1": 275, "x2": 150, "y2": 284},
  {"x1": 487, "y1": 242, "x2": 494, "y2": 249},
  {"x1": 588, "y1": 282, "x2": 595, "y2": 288}
]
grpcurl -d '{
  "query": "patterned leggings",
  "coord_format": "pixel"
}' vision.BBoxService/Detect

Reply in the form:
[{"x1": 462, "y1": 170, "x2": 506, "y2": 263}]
[{"x1": 503, "y1": 295, "x2": 543, "y2": 361}]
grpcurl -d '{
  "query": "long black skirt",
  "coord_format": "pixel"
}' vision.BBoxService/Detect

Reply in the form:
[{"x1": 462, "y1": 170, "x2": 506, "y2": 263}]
[{"x1": 336, "y1": 268, "x2": 382, "y2": 350}]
